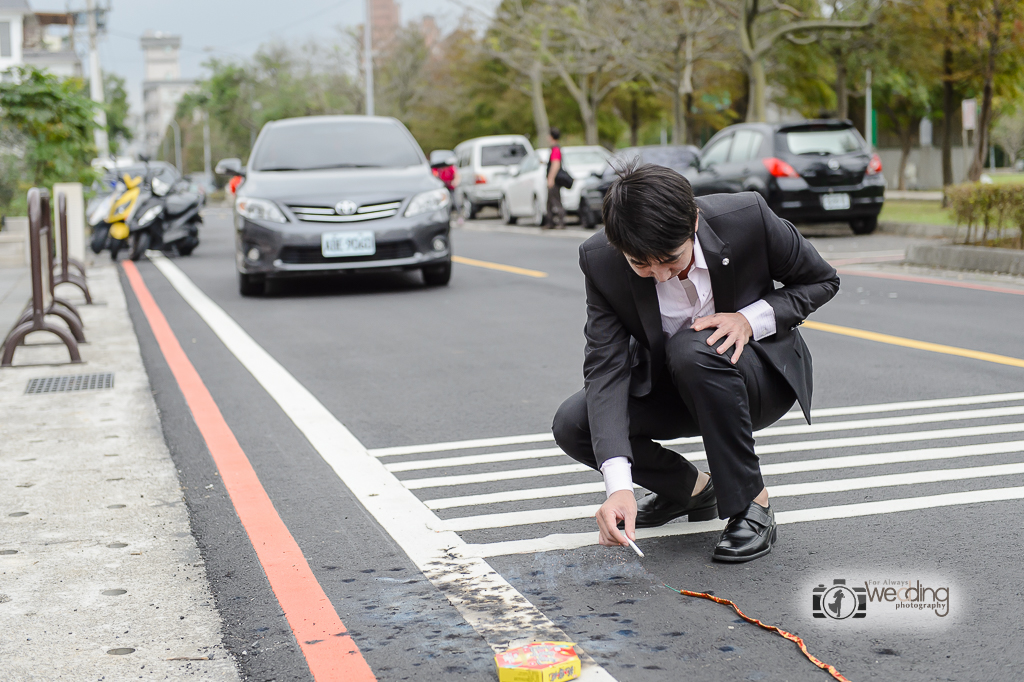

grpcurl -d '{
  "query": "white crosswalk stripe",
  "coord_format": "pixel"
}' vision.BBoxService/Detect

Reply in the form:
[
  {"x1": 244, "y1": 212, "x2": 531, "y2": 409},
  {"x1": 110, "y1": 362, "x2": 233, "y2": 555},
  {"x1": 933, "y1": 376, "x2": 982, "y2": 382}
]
[{"x1": 383, "y1": 392, "x2": 1024, "y2": 557}]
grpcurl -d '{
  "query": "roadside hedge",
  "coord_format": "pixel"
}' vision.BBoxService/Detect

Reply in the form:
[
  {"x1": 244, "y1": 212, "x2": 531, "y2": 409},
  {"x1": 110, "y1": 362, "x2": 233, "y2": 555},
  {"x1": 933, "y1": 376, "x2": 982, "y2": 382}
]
[{"x1": 945, "y1": 183, "x2": 1024, "y2": 249}]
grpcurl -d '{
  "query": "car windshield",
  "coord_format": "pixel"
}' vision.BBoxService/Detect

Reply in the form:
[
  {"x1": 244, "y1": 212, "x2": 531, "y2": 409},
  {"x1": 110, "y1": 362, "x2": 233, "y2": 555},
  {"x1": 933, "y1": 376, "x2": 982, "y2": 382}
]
[
  {"x1": 480, "y1": 143, "x2": 529, "y2": 167},
  {"x1": 783, "y1": 128, "x2": 863, "y2": 155},
  {"x1": 251, "y1": 120, "x2": 423, "y2": 171}
]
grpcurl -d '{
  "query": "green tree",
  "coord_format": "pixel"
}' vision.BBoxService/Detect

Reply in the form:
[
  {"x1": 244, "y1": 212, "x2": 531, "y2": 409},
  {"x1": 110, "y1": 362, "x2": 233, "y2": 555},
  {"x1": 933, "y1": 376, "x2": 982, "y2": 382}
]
[
  {"x1": 0, "y1": 66, "x2": 97, "y2": 189},
  {"x1": 103, "y1": 73, "x2": 133, "y2": 155}
]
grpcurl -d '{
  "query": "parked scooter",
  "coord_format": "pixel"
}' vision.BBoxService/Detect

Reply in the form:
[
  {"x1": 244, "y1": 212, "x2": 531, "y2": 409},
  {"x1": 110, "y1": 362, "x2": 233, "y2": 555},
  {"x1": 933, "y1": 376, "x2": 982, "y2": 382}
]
[
  {"x1": 124, "y1": 168, "x2": 203, "y2": 261},
  {"x1": 103, "y1": 171, "x2": 145, "y2": 259}
]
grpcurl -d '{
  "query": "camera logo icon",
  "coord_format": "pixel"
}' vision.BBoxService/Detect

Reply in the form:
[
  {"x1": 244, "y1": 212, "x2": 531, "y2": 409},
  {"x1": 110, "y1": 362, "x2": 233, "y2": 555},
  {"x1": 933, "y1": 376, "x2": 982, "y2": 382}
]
[{"x1": 813, "y1": 579, "x2": 867, "y2": 619}]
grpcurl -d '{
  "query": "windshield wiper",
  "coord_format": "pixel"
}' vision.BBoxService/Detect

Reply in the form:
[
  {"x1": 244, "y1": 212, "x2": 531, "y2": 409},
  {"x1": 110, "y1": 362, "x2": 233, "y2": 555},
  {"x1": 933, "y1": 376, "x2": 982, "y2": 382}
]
[{"x1": 258, "y1": 166, "x2": 302, "y2": 171}]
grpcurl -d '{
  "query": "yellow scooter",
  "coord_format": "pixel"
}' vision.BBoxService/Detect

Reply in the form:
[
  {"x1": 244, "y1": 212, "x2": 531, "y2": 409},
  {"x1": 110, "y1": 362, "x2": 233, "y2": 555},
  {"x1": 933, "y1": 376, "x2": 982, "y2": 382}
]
[{"x1": 104, "y1": 172, "x2": 143, "y2": 260}]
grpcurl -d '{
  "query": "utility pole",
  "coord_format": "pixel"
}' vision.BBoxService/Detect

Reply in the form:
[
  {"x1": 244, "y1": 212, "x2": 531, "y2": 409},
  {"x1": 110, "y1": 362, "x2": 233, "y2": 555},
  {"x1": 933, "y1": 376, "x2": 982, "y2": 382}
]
[
  {"x1": 86, "y1": 0, "x2": 110, "y2": 158},
  {"x1": 364, "y1": 0, "x2": 374, "y2": 116}
]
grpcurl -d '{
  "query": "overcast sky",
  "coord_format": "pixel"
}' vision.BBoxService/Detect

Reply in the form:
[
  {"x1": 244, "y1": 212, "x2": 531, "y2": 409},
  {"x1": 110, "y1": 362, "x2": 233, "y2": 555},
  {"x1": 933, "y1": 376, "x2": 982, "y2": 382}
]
[{"x1": 30, "y1": 0, "x2": 488, "y2": 115}]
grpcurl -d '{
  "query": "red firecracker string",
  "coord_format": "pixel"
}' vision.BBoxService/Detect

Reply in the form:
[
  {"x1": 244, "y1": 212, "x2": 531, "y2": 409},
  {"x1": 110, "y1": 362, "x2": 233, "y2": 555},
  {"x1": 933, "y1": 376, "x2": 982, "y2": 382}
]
[{"x1": 662, "y1": 583, "x2": 851, "y2": 682}]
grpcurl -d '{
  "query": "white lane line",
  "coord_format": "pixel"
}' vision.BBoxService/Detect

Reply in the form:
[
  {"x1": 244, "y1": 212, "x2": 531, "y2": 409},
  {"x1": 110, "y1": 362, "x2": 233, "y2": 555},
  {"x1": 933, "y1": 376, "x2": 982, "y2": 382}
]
[
  {"x1": 410, "y1": 440, "x2": 1024, "y2": 491},
  {"x1": 463, "y1": 485, "x2": 1024, "y2": 557},
  {"x1": 437, "y1": 460, "x2": 1024, "y2": 531},
  {"x1": 761, "y1": 439, "x2": 1024, "y2": 475},
  {"x1": 370, "y1": 392, "x2": 1024, "y2": 457},
  {"x1": 425, "y1": 430, "x2": 1024, "y2": 508},
  {"x1": 402, "y1": 463, "x2": 594, "y2": 489},
  {"x1": 385, "y1": 447, "x2": 564, "y2": 472},
  {"x1": 149, "y1": 255, "x2": 617, "y2": 681},
  {"x1": 425, "y1": 482, "x2": 607, "y2": 510},
  {"x1": 660, "y1": 405, "x2": 1024, "y2": 446},
  {"x1": 393, "y1": 422, "x2": 1024, "y2": 476},
  {"x1": 371, "y1": 433, "x2": 554, "y2": 457}
]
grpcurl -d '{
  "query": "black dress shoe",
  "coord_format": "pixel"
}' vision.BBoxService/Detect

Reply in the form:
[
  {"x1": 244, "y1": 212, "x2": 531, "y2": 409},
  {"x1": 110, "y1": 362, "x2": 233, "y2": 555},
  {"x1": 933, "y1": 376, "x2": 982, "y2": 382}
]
[
  {"x1": 713, "y1": 501, "x2": 776, "y2": 563},
  {"x1": 618, "y1": 477, "x2": 718, "y2": 530}
]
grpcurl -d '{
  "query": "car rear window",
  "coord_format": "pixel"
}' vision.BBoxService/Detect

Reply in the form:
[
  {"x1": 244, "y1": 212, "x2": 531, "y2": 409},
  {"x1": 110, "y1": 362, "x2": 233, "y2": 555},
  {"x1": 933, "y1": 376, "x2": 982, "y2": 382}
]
[
  {"x1": 251, "y1": 120, "x2": 423, "y2": 171},
  {"x1": 562, "y1": 149, "x2": 610, "y2": 166},
  {"x1": 480, "y1": 144, "x2": 529, "y2": 167},
  {"x1": 782, "y1": 128, "x2": 863, "y2": 155}
]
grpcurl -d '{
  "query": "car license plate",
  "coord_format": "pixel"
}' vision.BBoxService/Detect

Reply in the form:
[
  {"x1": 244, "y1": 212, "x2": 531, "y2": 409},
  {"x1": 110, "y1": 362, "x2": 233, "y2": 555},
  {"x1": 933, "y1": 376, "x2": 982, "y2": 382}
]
[
  {"x1": 322, "y1": 230, "x2": 375, "y2": 258},
  {"x1": 821, "y1": 193, "x2": 851, "y2": 211}
]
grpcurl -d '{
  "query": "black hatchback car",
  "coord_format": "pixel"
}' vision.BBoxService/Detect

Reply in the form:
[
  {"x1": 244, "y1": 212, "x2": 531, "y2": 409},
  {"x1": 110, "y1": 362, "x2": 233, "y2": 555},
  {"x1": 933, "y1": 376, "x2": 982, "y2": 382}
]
[
  {"x1": 688, "y1": 120, "x2": 885, "y2": 234},
  {"x1": 216, "y1": 116, "x2": 451, "y2": 296}
]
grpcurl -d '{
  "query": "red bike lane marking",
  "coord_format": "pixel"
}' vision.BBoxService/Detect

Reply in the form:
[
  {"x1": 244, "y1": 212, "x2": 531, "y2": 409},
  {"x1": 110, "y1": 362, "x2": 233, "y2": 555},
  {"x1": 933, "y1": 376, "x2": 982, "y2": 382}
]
[{"x1": 122, "y1": 260, "x2": 376, "y2": 682}]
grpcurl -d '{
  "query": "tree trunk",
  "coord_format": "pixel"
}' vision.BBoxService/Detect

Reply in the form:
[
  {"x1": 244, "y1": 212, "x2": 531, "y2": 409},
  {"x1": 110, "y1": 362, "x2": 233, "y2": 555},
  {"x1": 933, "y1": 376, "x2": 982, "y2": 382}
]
[
  {"x1": 630, "y1": 89, "x2": 639, "y2": 146},
  {"x1": 968, "y1": 1, "x2": 1002, "y2": 182},
  {"x1": 746, "y1": 58, "x2": 767, "y2": 122},
  {"x1": 835, "y1": 59, "x2": 848, "y2": 120},
  {"x1": 529, "y1": 60, "x2": 550, "y2": 147}
]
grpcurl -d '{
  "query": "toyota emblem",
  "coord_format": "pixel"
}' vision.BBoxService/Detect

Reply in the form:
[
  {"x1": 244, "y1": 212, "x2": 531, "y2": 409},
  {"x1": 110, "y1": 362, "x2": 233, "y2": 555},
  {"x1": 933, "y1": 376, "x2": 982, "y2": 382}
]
[
  {"x1": 827, "y1": 159, "x2": 840, "y2": 170},
  {"x1": 335, "y1": 200, "x2": 358, "y2": 215}
]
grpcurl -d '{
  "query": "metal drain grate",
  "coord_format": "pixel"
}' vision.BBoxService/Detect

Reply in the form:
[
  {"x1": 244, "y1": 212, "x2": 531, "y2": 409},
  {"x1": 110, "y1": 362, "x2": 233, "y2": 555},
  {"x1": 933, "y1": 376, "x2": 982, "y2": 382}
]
[{"x1": 25, "y1": 373, "x2": 114, "y2": 395}]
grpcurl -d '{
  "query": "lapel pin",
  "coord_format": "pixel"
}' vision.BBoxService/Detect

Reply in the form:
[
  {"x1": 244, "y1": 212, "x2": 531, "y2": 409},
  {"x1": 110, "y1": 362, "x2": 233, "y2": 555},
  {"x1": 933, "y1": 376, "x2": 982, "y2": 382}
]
[{"x1": 722, "y1": 257, "x2": 730, "y2": 266}]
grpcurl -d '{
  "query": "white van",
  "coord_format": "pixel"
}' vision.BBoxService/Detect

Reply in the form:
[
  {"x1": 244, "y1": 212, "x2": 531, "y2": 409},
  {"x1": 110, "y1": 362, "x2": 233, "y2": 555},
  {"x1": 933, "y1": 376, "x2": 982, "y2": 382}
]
[{"x1": 453, "y1": 135, "x2": 534, "y2": 219}]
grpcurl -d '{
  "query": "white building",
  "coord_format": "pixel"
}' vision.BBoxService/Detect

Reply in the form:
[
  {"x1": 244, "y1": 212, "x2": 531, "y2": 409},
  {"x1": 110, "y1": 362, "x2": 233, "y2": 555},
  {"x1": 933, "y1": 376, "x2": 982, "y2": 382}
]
[
  {"x1": 140, "y1": 31, "x2": 194, "y2": 156},
  {"x1": 0, "y1": 0, "x2": 29, "y2": 78},
  {"x1": 0, "y1": 0, "x2": 81, "y2": 80}
]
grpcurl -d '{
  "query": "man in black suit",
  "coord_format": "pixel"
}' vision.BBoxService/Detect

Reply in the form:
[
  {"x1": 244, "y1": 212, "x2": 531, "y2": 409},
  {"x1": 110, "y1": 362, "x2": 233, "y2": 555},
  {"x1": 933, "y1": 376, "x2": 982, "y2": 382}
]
[{"x1": 552, "y1": 162, "x2": 839, "y2": 562}]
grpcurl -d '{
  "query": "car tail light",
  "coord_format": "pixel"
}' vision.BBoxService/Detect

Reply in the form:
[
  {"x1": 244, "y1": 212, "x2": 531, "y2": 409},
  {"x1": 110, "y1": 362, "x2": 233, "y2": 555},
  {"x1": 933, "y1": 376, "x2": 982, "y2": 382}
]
[
  {"x1": 866, "y1": 153, "x2": 883, "y2": 175},
  {"x1": 475, "y1": 174, "x2": 487, "y2": 184},
  {"x1": 762, "y1": 157, "x2": 799, "y2": 178}
]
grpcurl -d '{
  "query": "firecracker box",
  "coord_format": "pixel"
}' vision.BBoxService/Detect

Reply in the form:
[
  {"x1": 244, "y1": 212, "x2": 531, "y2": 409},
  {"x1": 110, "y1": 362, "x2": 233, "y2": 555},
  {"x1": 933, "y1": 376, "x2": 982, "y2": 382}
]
[{"x1": 495, "y1": 641, "x2": 581, "y2": 682}]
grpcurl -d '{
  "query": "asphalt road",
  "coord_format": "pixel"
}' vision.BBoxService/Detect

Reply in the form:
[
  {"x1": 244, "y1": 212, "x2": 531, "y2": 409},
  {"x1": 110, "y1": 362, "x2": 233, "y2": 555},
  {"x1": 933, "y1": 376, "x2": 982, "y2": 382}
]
[{"x1": 123, "y1": 206, "x2": 1024, "y2": 682}]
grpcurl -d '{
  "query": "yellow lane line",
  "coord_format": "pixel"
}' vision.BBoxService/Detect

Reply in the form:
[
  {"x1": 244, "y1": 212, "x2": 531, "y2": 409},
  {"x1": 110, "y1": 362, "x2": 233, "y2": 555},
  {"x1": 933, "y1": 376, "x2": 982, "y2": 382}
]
[
  {"x1": 452, "y1": 255, "x2": 548, "y2": 278},
  {"x1": 803, "y1": 320, "x2": 1024, "y2": 369}
]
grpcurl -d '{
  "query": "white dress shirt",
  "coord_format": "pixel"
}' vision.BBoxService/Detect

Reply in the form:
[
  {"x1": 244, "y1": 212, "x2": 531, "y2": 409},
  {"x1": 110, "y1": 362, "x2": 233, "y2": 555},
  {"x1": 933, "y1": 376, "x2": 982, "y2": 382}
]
[{"x1": 600, "y1": 237, "x2": 777, "y2": 497}]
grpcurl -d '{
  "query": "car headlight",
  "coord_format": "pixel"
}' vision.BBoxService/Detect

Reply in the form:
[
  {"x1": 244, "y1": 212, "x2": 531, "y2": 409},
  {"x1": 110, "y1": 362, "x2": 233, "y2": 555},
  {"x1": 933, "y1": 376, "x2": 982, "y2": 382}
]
[
  {"x1": 152, "y1": 176, "x2": 171, "y2": 196},
  {"x1": 137, "y1": 204, "x2": 164, "y2": 227},
  {"x1": 404, "y1": 188, "x2": 449, "y2": 217},
  {"x1": 236, "y1": 196, "x2": 287, "y2": 223}
]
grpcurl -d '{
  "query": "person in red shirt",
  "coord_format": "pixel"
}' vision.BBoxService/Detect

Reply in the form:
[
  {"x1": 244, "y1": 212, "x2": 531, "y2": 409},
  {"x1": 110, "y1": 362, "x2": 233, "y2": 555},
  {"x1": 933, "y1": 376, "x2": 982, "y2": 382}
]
[
  {"x1": 227, "y1": 174, "x2": 244, "y2": 195},
  {"x1": 546, "y1": 128, "x2": 566, "y2": 229}
]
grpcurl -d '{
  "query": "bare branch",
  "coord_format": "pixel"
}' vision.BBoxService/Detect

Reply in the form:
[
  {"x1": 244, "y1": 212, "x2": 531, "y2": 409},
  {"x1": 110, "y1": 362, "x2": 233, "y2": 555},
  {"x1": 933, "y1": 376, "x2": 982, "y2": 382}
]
[{"x1": 755, "y1": 18, "x2": 872, "y2": 57}]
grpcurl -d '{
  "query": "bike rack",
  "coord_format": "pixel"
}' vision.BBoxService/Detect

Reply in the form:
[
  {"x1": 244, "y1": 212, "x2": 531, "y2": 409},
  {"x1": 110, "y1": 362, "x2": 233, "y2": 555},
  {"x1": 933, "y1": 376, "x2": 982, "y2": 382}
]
[
  {"x1": 52, "y1": 193, "x2": 92, "y2": 303},
  {"x1": 1, "y1": 188, "x2": 83, "y2": 367}
]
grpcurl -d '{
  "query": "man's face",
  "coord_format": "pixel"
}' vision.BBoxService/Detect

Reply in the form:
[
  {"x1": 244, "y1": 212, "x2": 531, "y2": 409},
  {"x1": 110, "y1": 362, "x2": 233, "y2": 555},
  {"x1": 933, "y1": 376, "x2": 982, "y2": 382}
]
[{"x1": 624, "y1": 219, "x2": 699, "y2": 283}]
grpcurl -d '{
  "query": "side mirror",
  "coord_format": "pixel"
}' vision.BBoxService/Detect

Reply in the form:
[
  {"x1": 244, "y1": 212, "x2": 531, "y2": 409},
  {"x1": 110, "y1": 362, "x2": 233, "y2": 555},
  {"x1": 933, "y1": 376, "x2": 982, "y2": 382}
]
[
  {"x1": 509, "y1": 166, "x2": 521, "y2": 177},
  {"x1": 138, "y1": 153, "x2": 151, "y2": 163},
  {"x1": 215, "y1": 158, "x2": 245, "y2": 177}
]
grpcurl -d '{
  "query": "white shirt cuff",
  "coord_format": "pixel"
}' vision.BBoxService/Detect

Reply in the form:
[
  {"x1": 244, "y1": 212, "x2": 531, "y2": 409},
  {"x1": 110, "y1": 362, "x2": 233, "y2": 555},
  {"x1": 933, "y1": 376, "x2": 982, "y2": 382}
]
[
  {"x1": 738, "y1": 299, "x2": 777, "y2": 341},
  {"x1": 600, "y1": 456, "x2": 633, "y2": 498}
]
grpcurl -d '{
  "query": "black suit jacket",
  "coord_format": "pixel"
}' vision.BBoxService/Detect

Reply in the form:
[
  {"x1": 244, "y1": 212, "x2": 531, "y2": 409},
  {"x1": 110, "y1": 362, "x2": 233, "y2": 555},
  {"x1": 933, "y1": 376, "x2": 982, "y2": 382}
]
[{"x1": 579, "y1": 192, "x2": 840, "y2": 466}]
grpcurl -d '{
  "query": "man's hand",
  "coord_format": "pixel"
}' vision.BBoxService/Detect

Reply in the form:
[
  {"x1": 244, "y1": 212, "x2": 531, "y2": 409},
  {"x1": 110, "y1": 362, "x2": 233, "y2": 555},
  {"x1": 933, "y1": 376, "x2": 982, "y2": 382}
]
[
  {"x1": 596, "y1": 490, "x2": 637, "y2": 547},
  {"x1": 692, "y1": 312, "x2": 753, "y2": 364}
]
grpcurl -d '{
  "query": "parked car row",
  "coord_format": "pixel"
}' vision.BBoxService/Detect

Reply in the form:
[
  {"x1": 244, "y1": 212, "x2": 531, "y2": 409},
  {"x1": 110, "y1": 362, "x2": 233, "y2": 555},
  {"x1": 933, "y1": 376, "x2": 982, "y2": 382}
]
[{"x1": 447, "y1": 119, "x2": 884, "y2": 236}]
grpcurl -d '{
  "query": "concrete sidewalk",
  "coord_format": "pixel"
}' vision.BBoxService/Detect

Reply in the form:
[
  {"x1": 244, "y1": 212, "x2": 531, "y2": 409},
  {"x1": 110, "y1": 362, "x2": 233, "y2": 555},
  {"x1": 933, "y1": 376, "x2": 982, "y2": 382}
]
[{"x1": 0, "y1": 264, "x2": 239, "y2": 681}]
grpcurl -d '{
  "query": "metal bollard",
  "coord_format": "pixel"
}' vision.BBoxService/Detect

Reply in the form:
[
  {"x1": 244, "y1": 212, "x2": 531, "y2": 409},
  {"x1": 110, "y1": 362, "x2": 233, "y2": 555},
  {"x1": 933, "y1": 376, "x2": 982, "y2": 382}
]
[
  {"x1": 53, "y1": 193, "x2": 93, "y2": 303},
  {"x1": 1, "y1": 188, "x2": 83, "y2": 367}
]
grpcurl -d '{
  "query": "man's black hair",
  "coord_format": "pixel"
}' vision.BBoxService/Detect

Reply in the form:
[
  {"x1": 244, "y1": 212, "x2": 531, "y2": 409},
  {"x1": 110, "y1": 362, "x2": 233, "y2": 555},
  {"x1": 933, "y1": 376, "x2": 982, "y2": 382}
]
[
  {"x1": 550, "y1": 127, "x2": 561, "y2": 140},
  {"x1": 602, "y1": 159, "x2": 698, "y2": 262}
]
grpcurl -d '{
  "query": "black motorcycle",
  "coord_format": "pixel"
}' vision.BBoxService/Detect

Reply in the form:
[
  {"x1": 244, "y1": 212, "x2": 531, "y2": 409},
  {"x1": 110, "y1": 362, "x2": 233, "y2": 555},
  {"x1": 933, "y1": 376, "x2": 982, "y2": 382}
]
[{"x1": 125, "y1": 167, "x2": 203, "y2": 261}]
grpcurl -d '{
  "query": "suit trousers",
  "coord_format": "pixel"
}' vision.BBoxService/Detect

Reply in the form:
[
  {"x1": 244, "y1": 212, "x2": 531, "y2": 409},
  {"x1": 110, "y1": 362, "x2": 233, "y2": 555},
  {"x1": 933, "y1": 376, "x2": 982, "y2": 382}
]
[{"x1": 552, "y1": 327, "x2": 797, "y2": 519}]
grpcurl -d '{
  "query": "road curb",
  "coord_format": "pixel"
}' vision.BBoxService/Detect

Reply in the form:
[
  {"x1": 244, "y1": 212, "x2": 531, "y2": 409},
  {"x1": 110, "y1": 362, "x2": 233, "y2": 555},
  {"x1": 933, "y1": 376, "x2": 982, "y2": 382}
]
[
  {"x1": 878, "y1": 221, "x2": 957, "y2": 238},
  {"x1": 905, "y1": 243, "x2": 1024, "y2": 276}
]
